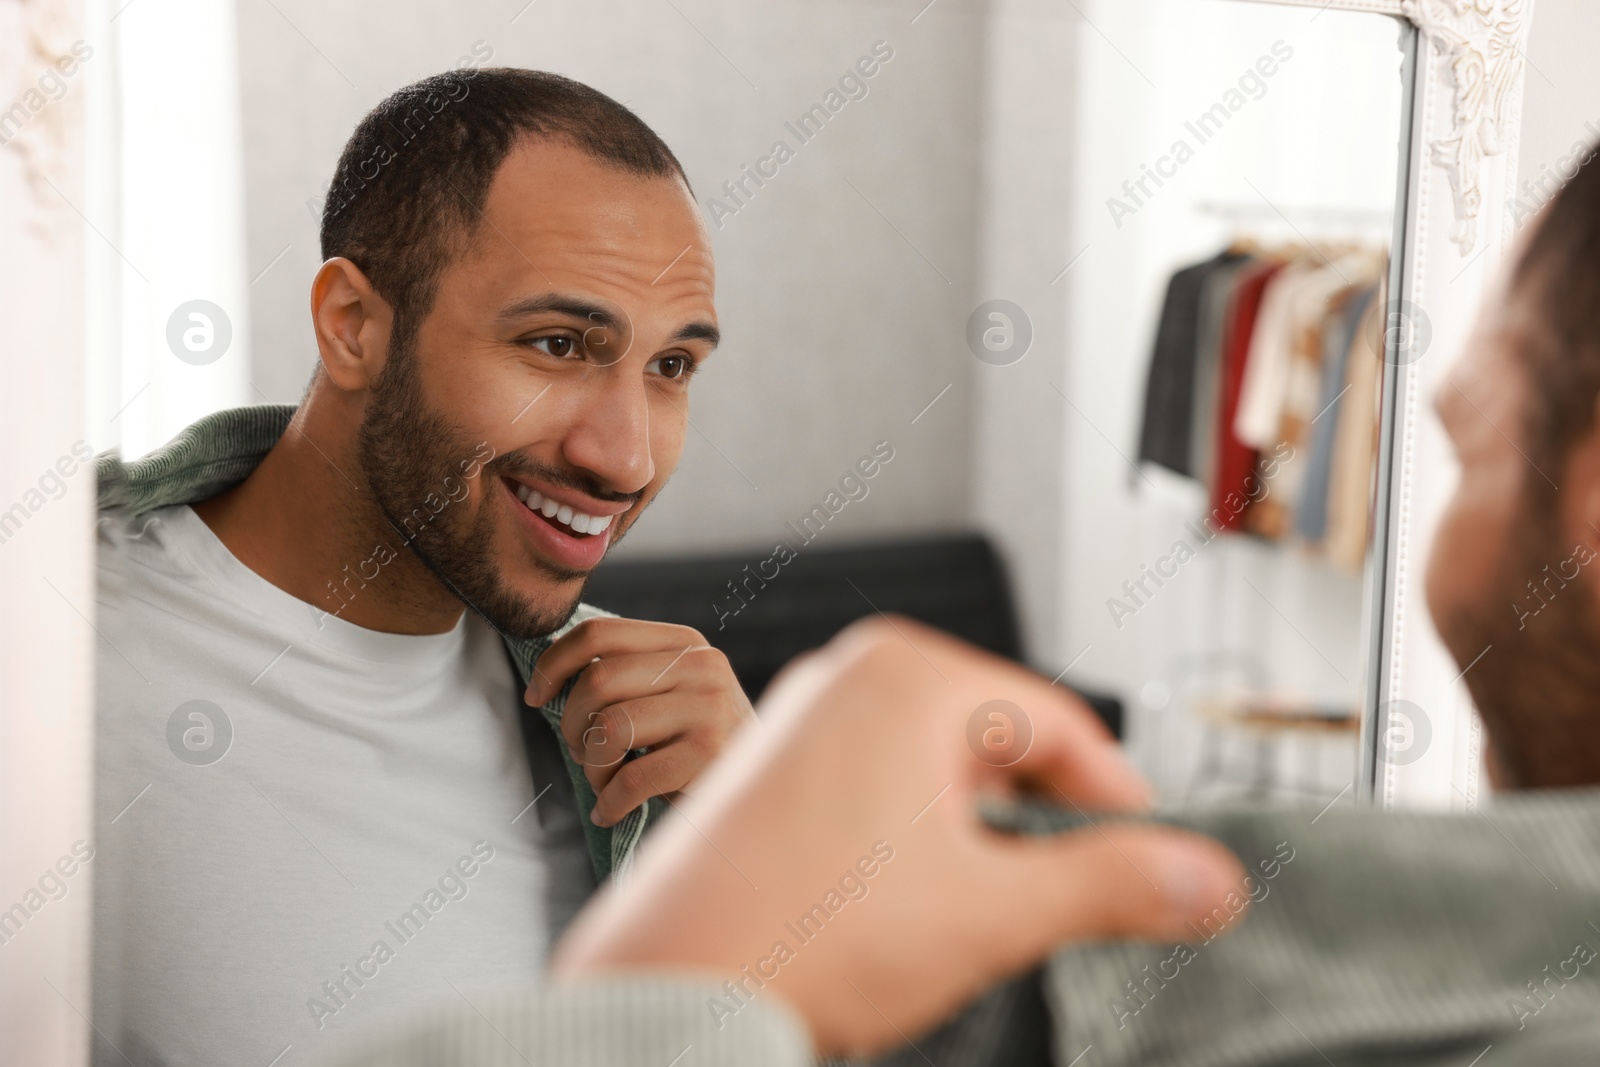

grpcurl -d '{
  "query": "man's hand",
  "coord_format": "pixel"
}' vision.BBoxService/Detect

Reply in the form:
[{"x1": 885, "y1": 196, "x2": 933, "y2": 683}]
[
  {"x1": 527, "y1": 617, "x2": 753, "y2": 827},
  {"x1": 553, "y1": 617, "x2": 1246, "y2": 1058}
]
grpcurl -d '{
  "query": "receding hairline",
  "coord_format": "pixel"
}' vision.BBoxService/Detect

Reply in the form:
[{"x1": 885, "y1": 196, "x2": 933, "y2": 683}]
[{"x1": 479, "y1": 130, "x2": 702, "y2": 228}]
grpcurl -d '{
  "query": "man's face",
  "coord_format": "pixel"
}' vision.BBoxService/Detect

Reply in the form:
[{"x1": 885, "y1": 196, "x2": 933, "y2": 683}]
[
  {"x1": 1426, "y1": 288, "x2": 1600, "y2": 787},
  {"x1": 1425, "y1": 313, "x2": 1530, "y2": 669},
  {"x1": 357, "y1": 140, "x2": 717, "y2": 639}
]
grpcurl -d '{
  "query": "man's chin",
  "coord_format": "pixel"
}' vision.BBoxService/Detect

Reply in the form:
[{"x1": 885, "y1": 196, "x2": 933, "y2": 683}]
[
  {"x1": 484, "y1": 561, "x2": 592, "y2": 640},
  {"x1": 524, "y1": 554, "x2": 596, "y2": 586}
]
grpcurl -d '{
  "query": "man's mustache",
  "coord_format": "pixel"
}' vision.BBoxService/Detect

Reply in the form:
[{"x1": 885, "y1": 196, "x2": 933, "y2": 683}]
[{"x1": 485, "y1": 452, "x2": 639, "y2": 508}]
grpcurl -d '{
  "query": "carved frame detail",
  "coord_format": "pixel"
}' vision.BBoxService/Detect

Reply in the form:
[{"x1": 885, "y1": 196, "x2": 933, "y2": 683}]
[{"x1": 1406, "y1": 0, "x2": 1532, "y2": 255}]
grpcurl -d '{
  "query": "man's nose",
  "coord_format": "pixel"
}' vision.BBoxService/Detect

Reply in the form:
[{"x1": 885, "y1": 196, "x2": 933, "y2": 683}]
[{"x1": 559, "y1": 372, "x2": 656, "y2": 494}]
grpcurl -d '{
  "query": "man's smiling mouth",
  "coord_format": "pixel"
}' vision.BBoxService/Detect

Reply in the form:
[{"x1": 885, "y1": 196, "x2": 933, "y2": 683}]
[{"x1": 506, "y1": 478, "x2": 616, "y2": 538}]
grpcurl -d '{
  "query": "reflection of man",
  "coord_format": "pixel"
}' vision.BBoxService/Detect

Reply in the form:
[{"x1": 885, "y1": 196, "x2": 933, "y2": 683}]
[
  {"x1": 320, "y1": 155, "x2": 1600, "y2": 1066},
  {"x1": 1425, "y1": 154, "x2": 1600, "y2": 788},
  {"x1": 92, "y1": 69, "x2": 756, "y2": 1063}
]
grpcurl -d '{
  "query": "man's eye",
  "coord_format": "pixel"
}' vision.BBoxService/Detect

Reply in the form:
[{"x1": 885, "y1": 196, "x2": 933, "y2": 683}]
[
  {"x1": 526, "y1": 335, "x2": 578, "y2": 358},
  {"x1": 648, "y1": 354, "x2": 694, "y2": 381}
]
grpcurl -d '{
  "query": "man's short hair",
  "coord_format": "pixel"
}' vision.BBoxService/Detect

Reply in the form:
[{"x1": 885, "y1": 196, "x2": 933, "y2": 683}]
[
  {"x1": 1509, "y1": 141, "x2": 1600, "y2": 491},
  {"x1": 319, "y1": 68, "x2": 691, "y2": 350}
]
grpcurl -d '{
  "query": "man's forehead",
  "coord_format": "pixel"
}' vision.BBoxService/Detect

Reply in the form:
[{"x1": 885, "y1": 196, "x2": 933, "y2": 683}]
[
  {"x1": 1438, "y1": 223, "x2": 1549, "y2": 429},
  {"x1": 1437, "y1": 312, "x2": 1527, "y2": 441},
  {"x1": 476, "y1": 139, "x2": 714, "y2": 292}
]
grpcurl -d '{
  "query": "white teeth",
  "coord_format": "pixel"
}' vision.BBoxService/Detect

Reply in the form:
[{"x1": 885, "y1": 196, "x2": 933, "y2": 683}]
[{"x1": 513, "y1": 481, "x2": 614, "y2": 537}]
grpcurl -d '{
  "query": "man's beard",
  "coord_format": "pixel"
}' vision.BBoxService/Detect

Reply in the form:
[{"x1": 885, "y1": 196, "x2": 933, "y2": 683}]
[
  {"x1": 354, "y1": 337, "x2": 590, "y2": 641},
  {"x1": 1447, "y1": 492, "x2": 1600, "y2": 789}
]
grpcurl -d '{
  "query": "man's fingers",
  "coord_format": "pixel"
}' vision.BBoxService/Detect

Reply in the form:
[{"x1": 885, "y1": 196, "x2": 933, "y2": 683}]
[
  {"x1": 816, "y1": 617, "x2": 1149, "y2": 812},
  {"x1": 589, "y1": 745, "x2": 700, "y2": 827},
  {"x1": 990, "y1": 825, "x2": 1247, "y2": 954},
  {"x1": 573, "y1": 696, "x2": 713, "y2": 792},
  {"x1": 992, "y1": 688, "x2": 1151, "y2": 812},
  {"x1": 557, "y1": 648, "x2": 726, "y2": 755},
  {"x1": 529, "y1": 618, "x2": 706, "y2": 706}
]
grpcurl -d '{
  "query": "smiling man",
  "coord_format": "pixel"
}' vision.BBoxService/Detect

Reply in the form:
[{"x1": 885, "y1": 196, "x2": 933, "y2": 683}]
[{"x1": 91, "y1": 69, "x2": 751, "y2": 1064}]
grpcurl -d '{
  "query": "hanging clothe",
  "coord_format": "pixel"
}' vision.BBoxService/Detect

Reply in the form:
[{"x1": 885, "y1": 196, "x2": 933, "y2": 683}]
[
  {"x1": 1188, "y1": 256, "x2": 1255, "y2": 491},
  {"x1": 1297, "y1": 283, "x2": 1380, "y2": 543},
  {"x1": 1135, "y1": 239, "x2": 1390, "y2": 568},
  {"x1": 1235, "y1": 260, "x2": 1357, "y2": 451},
  {"x1": 1232, "y1": 261, "x2": 1319, "y2": 451},
  {"x1": 1324, "y1": 281, "x2": 1387, "y2": 571},
  {"x1": 1246, "y1": 252, "x2": 1386, "y2": 540},
  {"x1": 1136, "y1": 250, "x2": 1252, "y2": 477},
  {"x1": 1210, "y1": 259, "x2": 1285, "y2": 531}
]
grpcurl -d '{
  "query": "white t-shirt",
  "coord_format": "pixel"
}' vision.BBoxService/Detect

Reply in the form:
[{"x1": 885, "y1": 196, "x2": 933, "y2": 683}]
[{"x1": 92, "y1": 503, "x2": 596, "y2": 1066}]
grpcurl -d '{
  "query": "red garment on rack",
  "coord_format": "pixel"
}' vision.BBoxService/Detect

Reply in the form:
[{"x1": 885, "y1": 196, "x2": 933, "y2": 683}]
[{"x1": 1210, "y1": 260, "x2": 1284, "y2": 530}]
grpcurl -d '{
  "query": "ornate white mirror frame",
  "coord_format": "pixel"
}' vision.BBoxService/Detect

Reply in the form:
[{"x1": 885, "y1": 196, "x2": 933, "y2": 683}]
[{"x1": 1240, "y1": 0, "x2": 1537, "y2": 810}]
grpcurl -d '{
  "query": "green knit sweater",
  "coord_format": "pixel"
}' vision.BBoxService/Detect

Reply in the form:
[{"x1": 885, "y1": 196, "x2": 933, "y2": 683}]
[{"x1": 321, "y1": 795, "x2": 1600, "y2": 1067}]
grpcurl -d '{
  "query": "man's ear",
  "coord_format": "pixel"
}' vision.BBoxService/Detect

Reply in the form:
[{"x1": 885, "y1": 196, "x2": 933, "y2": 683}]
[{"x1": 310, "y1": 257, "x2": 395, "y2": 392}]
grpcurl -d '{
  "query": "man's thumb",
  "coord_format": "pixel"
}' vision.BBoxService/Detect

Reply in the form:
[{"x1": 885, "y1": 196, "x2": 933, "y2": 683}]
[{"x1": 1000, "y1": 826, "x2": 1248, "y2": 950}]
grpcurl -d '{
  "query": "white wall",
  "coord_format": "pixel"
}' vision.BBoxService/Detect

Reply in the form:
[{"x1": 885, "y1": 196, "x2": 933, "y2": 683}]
[
  {"x1": 89, "y1": 0, "x2": 253, "y2": 461},
  {"x1": 1513, "y1": 0, "x2": 1600, "y2": 227},
  {"x1": 969, "y1": 0, "x2": 1080, "y2": 665},
  {"x1": 0, "y1": 2, "x2": 94, "y2": 1063},
  {"x1": 235, "y1": 0, "x2": 988, "y2": 565}
]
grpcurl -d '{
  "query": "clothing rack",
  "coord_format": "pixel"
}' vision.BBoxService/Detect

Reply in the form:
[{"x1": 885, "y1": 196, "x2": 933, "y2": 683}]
[
  {"x1": 1135, "y1": 237, "x2": 1390, "y2": 570},
  {"x1": 1193, "y1": 200, "x2": 1394, "y2": 228}
]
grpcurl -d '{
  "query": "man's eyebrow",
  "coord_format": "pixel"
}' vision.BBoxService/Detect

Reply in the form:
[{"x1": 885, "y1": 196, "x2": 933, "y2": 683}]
[
  {"x1": 498, "y1": 295, "x2": 718, "y2": 349},
  {"x1": 499, "y1": 294, "x2": 622, "y2": 333},
  {"x1": 671, "y1": 320, "x2": 720, "y2": 350}
]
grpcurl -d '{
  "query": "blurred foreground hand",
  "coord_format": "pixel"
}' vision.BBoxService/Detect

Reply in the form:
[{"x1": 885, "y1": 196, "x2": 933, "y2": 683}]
[{"x1": 554, "y1": 617, "x2": 1245, "y2": 1058}]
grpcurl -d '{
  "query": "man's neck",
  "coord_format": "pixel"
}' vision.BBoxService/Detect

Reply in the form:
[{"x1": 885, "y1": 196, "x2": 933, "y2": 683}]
[{"x1": 191, "y1": 395, "x2": 466, "y2": 636}]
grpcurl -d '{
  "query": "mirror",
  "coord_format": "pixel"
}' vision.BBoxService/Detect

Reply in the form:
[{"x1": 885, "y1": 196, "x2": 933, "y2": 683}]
[{"x1": 1052, "y1": 0, "x2": 1414, "y2": 806}]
